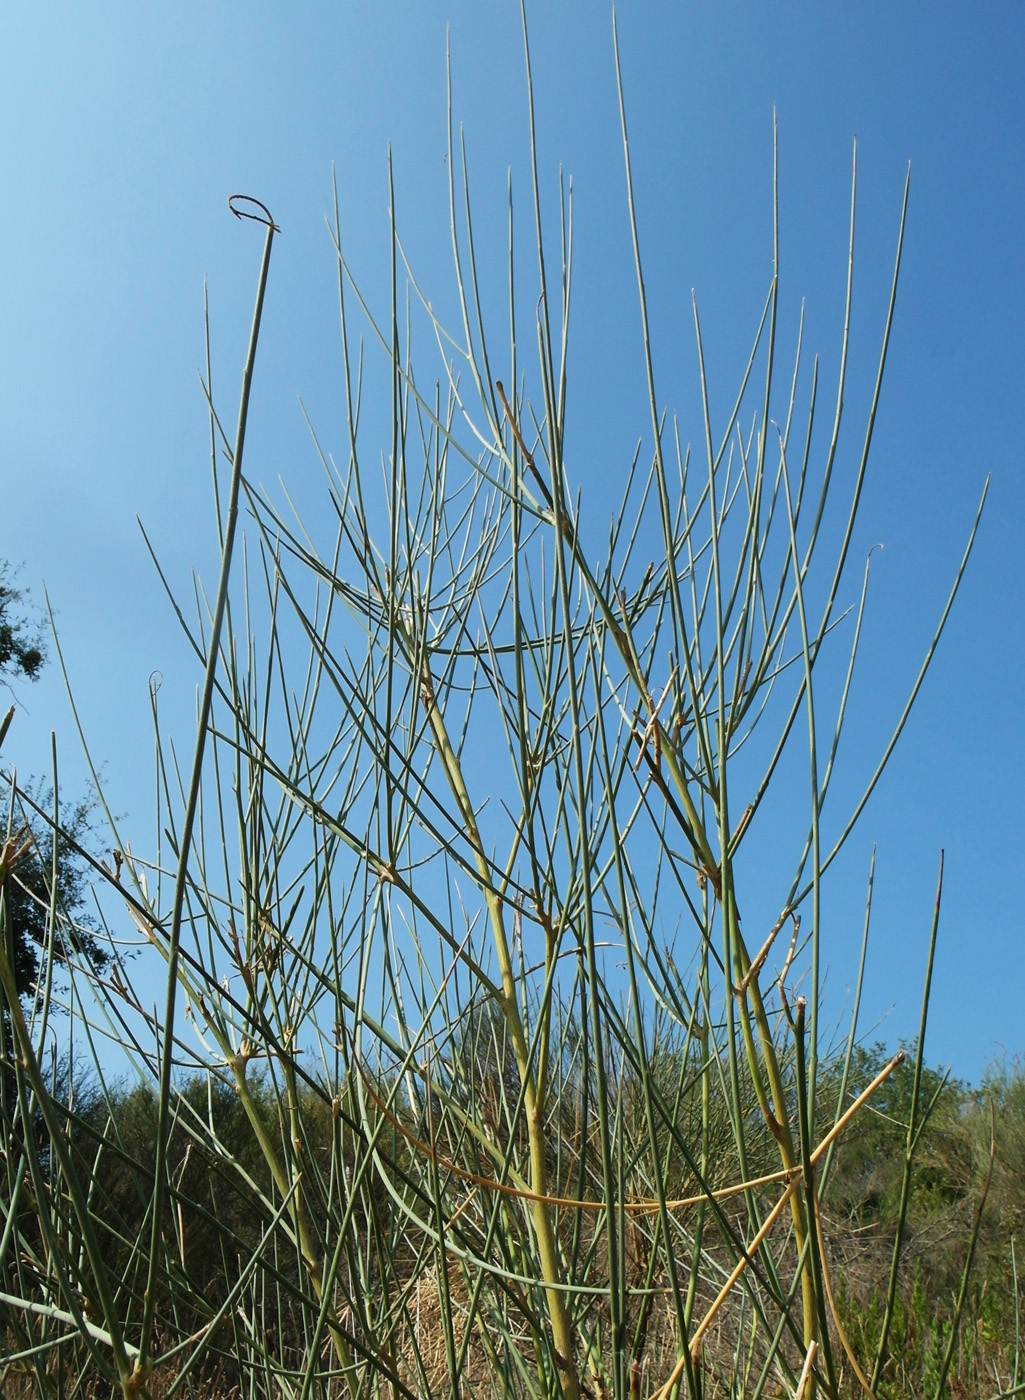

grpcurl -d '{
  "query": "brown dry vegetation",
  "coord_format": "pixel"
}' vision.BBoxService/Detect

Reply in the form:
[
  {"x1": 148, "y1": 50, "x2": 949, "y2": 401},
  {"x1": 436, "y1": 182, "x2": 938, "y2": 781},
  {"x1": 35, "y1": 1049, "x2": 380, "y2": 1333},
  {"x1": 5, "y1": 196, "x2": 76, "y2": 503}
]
[{"x1": 2, "y1": 1043, "x2": 1021, "y2": 1399}]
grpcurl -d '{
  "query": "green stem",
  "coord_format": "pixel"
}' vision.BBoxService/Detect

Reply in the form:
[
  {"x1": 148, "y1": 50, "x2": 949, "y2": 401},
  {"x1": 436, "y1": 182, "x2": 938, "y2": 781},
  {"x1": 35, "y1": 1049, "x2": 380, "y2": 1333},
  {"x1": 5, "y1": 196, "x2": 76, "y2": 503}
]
[
  {"x1": 418, "y1": 665, "x2": 579, "y2": 1400},
  {"x1": 140, "y1": 197, "x2": 276, "y2": 1380}
]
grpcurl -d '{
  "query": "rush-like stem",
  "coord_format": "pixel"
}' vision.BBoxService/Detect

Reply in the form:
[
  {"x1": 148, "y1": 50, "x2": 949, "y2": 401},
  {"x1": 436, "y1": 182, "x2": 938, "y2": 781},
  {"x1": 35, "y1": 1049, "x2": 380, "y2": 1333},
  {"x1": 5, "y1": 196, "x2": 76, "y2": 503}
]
[
  {"x1": 417, "y1": 660, "x2": 579, "y2": 1400},
  {"x1": 139, "y1": 200, "x2": 276, "y2": 1381}
]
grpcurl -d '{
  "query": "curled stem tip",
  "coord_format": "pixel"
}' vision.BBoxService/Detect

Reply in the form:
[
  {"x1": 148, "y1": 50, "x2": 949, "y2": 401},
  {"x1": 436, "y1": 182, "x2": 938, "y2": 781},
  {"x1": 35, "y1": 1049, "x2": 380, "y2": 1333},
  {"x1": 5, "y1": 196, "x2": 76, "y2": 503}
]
[{"x1": 228, "y1": 194, "x2": 280, "y2": 231}]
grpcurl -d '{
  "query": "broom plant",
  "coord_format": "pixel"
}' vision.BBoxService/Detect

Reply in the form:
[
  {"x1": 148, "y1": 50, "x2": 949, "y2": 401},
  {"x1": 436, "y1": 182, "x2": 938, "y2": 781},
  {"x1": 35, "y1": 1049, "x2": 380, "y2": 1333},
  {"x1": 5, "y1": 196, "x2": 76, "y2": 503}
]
[{"x1": 0, "y1": 9, "x2": 988, "y2": 1399}]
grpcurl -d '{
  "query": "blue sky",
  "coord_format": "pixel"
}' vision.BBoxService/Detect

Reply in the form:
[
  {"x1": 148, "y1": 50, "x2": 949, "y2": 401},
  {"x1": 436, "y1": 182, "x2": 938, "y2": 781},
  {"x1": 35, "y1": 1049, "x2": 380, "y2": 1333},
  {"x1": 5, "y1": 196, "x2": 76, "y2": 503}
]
[{"x1": 1, "y1": 3, "x2": 1022, "y2": 1082}]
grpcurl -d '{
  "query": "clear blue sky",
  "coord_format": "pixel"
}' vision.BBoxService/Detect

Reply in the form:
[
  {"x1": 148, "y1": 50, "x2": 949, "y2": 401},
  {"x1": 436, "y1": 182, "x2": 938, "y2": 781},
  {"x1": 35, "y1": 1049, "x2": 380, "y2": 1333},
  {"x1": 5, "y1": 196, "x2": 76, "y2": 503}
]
[{"x1": 1, "y1": 3, "x2": 1021, "y2": 1082}]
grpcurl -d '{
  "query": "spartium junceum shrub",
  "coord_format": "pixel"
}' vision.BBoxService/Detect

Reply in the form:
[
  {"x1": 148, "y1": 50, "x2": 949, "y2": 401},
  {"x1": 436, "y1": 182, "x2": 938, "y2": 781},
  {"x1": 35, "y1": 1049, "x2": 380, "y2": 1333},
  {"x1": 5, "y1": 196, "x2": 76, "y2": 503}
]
[{"x1": 0, "y1": 20, "x2": 990, "y2": 1400}]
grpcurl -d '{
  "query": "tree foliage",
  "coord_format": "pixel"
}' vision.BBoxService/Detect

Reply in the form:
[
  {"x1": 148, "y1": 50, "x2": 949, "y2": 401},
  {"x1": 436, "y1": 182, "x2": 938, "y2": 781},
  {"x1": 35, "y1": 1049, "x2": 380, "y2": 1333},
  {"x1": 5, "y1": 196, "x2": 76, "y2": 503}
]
[
  {"x1": 0, "y1": 563, "x2": 44, "y2": 686},
  {"x1": 1, "y1": 789, "x2": 109, "y2": 1004},
  {"x1": 0, "y1": 566, "x2": 108, "y2": 1008}
]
